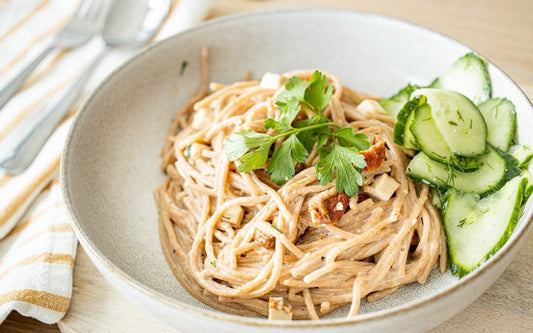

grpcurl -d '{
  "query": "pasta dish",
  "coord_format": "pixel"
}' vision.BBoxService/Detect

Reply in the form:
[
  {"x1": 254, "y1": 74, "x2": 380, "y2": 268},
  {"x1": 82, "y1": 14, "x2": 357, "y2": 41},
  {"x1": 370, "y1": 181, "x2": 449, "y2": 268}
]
[{"x1": 154, "y1": 49, "x2": 447, "y2": 320}]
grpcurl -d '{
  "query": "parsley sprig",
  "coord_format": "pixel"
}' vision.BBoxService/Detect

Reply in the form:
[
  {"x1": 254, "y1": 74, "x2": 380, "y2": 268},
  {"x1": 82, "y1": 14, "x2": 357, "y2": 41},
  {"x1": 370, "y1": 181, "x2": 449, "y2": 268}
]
[{"x1": 224, "y1": 71, "x2": 370, "y2": 196}]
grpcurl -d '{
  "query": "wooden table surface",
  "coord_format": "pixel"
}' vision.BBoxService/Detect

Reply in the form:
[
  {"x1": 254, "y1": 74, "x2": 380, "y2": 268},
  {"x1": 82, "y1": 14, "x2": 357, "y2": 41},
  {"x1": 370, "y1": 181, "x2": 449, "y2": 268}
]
[{"x1": 3, "y1": 0, "x2": 532, "y2": 331}]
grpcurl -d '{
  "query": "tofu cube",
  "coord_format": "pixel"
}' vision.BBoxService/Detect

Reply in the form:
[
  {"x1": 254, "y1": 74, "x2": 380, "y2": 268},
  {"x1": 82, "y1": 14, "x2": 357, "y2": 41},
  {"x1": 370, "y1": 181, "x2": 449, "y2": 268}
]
[
  {"x1": 268, "y1": 297, "x2": 293, "y2": 321},
  {"x1": 253, "y1": 229, "x2": 275, "y2": 249},
  {"x1": 363, "y1": 174, "x2": 400, "y2": 201},
  {"x1": 221, "y1": 206, "x2": 244, "y2": 227},
  {"x1": 260, "y1": 72, "x2": 286, "y2": 90}
]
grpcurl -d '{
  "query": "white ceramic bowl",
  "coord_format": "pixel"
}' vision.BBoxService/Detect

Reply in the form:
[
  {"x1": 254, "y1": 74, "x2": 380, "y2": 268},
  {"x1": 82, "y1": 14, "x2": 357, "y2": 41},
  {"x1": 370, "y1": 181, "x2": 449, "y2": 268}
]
[{"x1": 61, "y1": 9, "x2": 533, "y2": 333}]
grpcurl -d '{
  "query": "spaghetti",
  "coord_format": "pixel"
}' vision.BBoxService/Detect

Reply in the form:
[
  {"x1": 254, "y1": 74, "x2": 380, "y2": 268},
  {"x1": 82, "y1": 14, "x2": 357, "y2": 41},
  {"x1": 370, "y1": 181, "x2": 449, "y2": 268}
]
[{"x1": 154, "y1": 50, "x2": 447, "y2": 320}]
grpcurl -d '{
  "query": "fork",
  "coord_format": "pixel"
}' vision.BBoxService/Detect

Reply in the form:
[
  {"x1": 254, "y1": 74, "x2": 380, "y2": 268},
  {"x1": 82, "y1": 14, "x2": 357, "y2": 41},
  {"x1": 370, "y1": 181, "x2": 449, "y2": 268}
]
[{"x1": 0, "y1": 0, "x2": 110, "y2": 110}]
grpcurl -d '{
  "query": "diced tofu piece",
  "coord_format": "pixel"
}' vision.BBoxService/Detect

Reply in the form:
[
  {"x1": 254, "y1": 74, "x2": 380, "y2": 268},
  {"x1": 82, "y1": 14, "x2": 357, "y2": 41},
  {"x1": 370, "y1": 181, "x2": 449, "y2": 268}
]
[
  {"x1": 268, "y1": 297, "x2": 293, "y2": 321},
  {"x1": 221, "y1": 206, "x2": 244, "y2": 227},
  {"x1": 260, "y1": 72, "x2": 285, "y2": 90},
  {"x1": 253, "y1": 229, "x2": 275, "y2": 249},
  {"x1": 192, "y1": 108, "x2": 213, "y2": 130},
  {"x1": 185, "y1": 143, "x2": 210, "y2": 160},
  {"x1": 363, "y1": 173, "x2": 400, "y2": 201},
  {"x1": 356, "y1": 99, "x2": 387, "y2": 115}
]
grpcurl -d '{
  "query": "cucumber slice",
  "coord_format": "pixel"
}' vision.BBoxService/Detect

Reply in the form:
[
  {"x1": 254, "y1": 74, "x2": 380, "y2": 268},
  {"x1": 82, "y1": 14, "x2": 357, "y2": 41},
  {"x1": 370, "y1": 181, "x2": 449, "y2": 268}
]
[
  {"x1": 380, "y1": 83, "x2": 419, "y2": 118},
  {"x1": 412, "y1": 88, "x2": 487, "y2": 157},
  {"x1": 478, "y1": 98, "x2": 517, "y2": 151},
  {"x1": 410, "y1": 102, "x2": 453, "y2": 162},
  {"x1": 410, "y1": 102, "x2": 480, "y2": 170},
  {"x1": 509, "y1": 145, "x2": 533, "y2": 168},
  {"x1": 393, "y1": 97, "x2": 420, "y2": 150},
  {"x1": 430, "y1": 53, "x2": 491, "y2": 105},
  {"x1": 406, "y1": 146, "x2": 521, "y2": 195},
  {"x1": 442, "y1": 175, "x2": 526, "y2": 277}
]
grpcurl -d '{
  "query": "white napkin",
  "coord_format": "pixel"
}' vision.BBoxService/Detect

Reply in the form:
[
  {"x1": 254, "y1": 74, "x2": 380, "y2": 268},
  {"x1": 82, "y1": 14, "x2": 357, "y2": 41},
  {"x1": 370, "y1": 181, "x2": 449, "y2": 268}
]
[{"x1": 0, "y1": 0, "x2": 211, "y2": 324}]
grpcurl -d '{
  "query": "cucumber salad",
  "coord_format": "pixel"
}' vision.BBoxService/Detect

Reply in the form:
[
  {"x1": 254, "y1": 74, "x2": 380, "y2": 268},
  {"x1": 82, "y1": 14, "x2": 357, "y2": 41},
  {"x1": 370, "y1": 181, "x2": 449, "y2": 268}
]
[{"x1": 380, "y1": 53, "x2": 532, "y2": 277}]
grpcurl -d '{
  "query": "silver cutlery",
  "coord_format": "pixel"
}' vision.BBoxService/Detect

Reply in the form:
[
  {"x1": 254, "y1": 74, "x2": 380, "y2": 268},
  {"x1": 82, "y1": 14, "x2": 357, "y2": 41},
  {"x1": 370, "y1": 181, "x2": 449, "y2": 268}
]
[
  {"x1": 0, "y1": 0, "x2": 110, "y2": 111},
  {"x1": 0, "y1": 0, "x2": 171, "y2": 174}
]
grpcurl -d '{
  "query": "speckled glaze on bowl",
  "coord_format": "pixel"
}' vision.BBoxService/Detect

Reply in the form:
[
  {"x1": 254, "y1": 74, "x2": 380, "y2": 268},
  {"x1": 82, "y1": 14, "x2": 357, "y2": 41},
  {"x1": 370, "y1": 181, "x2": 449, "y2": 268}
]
[{"x1": 61, "y1": 9, "x2": 533, "y2": 333}]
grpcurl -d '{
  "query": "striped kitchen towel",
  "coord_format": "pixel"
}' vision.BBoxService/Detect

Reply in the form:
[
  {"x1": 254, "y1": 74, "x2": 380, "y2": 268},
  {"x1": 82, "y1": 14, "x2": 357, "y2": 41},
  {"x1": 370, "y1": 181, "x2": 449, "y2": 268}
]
[
  {"x1": 0, "y1": 179, "x2": 76, "y2": 324},
  {"x1": 0, "y1": 0, "x2": 211, "y2": 324}
]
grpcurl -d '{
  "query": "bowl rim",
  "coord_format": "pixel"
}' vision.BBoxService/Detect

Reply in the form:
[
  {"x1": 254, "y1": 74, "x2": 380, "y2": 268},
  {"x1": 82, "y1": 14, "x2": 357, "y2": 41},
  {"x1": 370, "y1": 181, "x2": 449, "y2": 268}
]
[{"x1": 60, "y1": 7, "x2": 533, "y2": 328}]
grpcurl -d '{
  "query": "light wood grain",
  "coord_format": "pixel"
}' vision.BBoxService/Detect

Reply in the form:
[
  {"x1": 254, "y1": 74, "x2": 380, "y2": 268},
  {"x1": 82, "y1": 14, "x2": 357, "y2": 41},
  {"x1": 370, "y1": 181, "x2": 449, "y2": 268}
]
[
  {"x1": 57, "y1": 247, "x2": 176, "y2": 333},
  {"x1": 3, "y1": 0, "x2": 532, "y2": 331}
]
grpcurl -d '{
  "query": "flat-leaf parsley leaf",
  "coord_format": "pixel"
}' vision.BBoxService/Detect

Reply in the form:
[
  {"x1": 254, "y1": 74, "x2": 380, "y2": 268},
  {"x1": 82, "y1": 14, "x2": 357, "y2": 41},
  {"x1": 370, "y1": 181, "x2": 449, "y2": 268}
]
[
  {"x1": 333, "y1": 127, "x2": 371, "y2": 150},
  {"x1": 276, "y1": 76, "x2": 310, "y2": 105},
  {"x1": 267, "y1": 134, "x2": 308, "y2": 185},
  {"x1": 316, "y1": 145, "x2": 366, "y2": 197},
  {"x1": 304, "y1": 71, "x2": 334, "y2": 114},
  {"x1": 224, "y1": 71, "x2": 370, "y2": 196},
  {"x1": 224, "y1": 130, "x2": 273, "y2": 161}
]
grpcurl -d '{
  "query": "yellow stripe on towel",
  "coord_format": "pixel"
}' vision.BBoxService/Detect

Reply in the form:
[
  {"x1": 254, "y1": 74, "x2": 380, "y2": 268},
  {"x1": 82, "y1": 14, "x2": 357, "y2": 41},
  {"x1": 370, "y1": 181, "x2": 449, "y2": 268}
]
[
  {"x1": 0, "y1": 0, "x2": 50, "y2": 42},
  {"x1": 16, "y1": 224, "x2": 73, "y2": 249},
  {"x1": 0, "y1": 253, "x2": 74, "y2": 280},
  {"x1": 0, "y1": 289, "x2": 70, "y2": 312},
  {"x1": 0, "y1": 175, "x2": 11, "y2": 188},
  {"x1": 0, "y1": 74, "x2": 76, "y2": 141},
  {"x1": 20, "y1": 49, "x2": 69, "y2": 90},
  {"x1": 0, "y1": 11, "x2": 71, "y2": 75},
  {"x1": 3, "y1": 201, "x2": 63, "y2": 240},
  {"x1": 0, "y1": 157, "x2": 60, "y2": 229}
]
